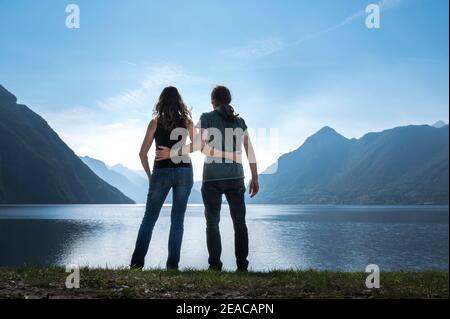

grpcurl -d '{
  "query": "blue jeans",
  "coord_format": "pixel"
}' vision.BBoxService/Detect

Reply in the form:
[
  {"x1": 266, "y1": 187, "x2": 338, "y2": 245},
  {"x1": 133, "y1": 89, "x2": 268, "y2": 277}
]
[{"x1": 131, "y1": 167, "x2": 193, "y2": 269}]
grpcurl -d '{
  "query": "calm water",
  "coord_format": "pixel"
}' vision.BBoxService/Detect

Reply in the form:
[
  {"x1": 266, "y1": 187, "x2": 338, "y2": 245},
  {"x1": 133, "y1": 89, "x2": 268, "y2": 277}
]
[{"x1": 0, "y1": 205, "x2": 448, "y2": 272}]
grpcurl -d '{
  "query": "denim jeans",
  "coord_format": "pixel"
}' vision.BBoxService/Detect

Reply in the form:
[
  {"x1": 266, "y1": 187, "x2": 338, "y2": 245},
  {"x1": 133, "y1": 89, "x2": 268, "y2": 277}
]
[
  {"x1": 131, "y1": 167, "x2": 193, "y2": 269},
  {"x1": 201, "y1": 178, "x2": 249, "y2": 271}
]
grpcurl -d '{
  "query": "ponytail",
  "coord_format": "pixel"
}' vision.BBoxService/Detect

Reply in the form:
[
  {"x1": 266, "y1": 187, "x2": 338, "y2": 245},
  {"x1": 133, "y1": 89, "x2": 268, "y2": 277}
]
[
  {"x1": 218, "y1": 104, "x2": 239, "y2": 122},
  {"x1": 211, "y1": 85, "x2": 239, "y2": 122}
]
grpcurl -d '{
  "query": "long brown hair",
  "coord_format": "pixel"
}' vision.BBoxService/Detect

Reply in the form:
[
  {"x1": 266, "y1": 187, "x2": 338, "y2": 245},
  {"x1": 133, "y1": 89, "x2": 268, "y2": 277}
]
[{"x1": 153, "y1": 86, "x2": 192, "y2": 131}]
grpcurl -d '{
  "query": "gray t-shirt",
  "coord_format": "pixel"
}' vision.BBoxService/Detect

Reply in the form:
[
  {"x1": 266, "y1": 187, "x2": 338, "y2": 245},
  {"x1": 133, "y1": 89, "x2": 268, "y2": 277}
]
[{"x1": 198, "y1": 107, "x2": 248, "y2": 182}]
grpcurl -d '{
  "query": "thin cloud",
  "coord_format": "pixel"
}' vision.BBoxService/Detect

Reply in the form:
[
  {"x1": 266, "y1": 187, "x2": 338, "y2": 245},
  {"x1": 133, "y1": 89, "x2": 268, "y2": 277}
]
[
  {"x1": 287, "y1": 0, "x2": 403, "y2": 48},
  {"x1": 96, "y1": 64, "x2": 205, "y2": 112},
  {"x1": 122, "y1": 61, "x2": 138, "y2": 67},
  {"x1": 227, "y1": 0, "x2": 403, "y2": 57},
  {"x1": 339, "y1": 0, "x2": 403, "y2": 26},
  {"x1": 225, "y1": 37, "x2": 286, "y2": 58}
]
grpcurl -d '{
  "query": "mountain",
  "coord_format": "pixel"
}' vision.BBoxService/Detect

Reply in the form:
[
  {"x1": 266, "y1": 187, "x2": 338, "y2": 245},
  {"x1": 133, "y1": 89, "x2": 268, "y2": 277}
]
[
  {"x1": 111, "y1": 164, "x2": 148, "y2": 187},
  {"x1": 0, "y1": 85, "x2": 134, "y2": 204},
  {"x1": 81, "y1": 157, "x2": 148, "y2": 203},
  {"x1": 83, "y1": 157, "x2": 203, "y2": 204},
  {"x1": 250, "y1": 124, "x2": 449, "y2": 205},
  {"x1": 433, "y1": 120, "x2": 448, "y2": 128}
]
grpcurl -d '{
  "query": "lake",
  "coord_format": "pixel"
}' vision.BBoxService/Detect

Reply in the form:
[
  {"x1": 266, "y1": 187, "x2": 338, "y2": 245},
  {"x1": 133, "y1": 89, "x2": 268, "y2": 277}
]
[{"x1": 0, "y1": 205, "x2": 448, "y2": 272}]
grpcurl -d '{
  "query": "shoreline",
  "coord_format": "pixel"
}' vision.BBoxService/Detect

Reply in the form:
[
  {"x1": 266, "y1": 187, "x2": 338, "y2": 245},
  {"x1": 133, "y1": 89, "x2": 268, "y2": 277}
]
[{"x1": 0, "y1": 204, "x2": 449, "y2": 207}]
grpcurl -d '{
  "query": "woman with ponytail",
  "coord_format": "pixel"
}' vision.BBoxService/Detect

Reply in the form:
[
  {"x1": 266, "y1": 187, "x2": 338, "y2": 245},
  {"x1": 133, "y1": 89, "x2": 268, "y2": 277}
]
[{"x1": 199, "y1": 85, "x2": 259, "y2": 271}]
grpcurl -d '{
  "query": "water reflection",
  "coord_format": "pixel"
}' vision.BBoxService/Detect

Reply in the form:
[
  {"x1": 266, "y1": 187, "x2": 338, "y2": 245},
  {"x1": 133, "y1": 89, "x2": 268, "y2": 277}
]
[
  {"x1": 0, "y1": 219, "x2": 93, "y2": 266},
  {"x1": 0, "y1": 205, "x2": 448, "y2": 271}
]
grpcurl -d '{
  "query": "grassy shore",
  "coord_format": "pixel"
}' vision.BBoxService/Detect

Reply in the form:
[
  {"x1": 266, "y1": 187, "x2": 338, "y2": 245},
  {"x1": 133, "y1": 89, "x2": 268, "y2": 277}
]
[{"x1": 0, "y1": 267, "x2": 448, "y2": 299}]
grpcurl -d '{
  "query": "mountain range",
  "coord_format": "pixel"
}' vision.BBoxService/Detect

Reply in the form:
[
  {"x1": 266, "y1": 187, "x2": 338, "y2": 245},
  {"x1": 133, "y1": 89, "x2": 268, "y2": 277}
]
[
  {"x1": 1, "y1": 84, "x2": 448, "y2": 205},
  {"x1": 81, "y1": 156, "x2": 203, "y2": 204},
  {"x1": 249, "y1": 124, "x2": 449, "y2": 204},
  {"x1": 80, "y1": 156, "x2": 148, "y2": 203},
  {"x1": 0, "y1": 85, "x2": 133, "y2": 204}
]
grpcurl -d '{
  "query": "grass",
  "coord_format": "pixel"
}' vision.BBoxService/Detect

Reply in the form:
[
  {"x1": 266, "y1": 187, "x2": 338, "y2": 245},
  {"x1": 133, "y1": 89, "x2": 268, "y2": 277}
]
[{"x1": 0, "y1": 267, "x2": 448, "y2": 299}]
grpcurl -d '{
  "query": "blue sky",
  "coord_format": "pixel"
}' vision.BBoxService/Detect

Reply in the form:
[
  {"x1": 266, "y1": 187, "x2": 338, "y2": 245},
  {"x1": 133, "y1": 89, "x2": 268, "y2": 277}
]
[{"x1": 0, "y1": 0, "x2": 448, "y2": 179}]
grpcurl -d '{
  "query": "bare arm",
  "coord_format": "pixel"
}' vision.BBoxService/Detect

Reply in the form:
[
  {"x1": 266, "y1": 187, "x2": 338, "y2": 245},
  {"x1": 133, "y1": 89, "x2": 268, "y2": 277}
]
[
  {"x1": 244, "y1": 131, "x2": 259, "y2": 197},
  {"x1": 155, "y1": 123, "x2": 240, "y2": 162},
  {"x1": 200, "y1": 128, "x2": 241, "y2": 162},
  {"x1": 155, "y1": 122, "x2": 202, "y2": 159},
  {"x1": 139, "y1": 119, "x2": 157, "y2": 179}
]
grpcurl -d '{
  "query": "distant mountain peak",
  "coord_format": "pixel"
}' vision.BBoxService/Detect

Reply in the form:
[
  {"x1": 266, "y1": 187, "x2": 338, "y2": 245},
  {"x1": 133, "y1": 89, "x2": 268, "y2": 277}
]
[
  {"x1": 432, "y1": 120, "x2": 448, "y2": 129},
  {"x1": 81, "y1": 155, "x2": 99, "y2": 161},
  {"x1": 317, "y1": 126, "x2": 339, "y2": 135},
  {"x1": 111, "y1": 163, "x2": 127, "y2": 170},
  {"x1": 317, "y1": 126, "x2": 337, "y2": 133},
  {"x1": 306, "y1": 126, "x2": 348, "y2": 143},
  {"x1": 80, "y1": 156, "x2": 108, "y2": 168},
  {"x1": 0, "y1": 85, "x2": 18, "y2": 104}
]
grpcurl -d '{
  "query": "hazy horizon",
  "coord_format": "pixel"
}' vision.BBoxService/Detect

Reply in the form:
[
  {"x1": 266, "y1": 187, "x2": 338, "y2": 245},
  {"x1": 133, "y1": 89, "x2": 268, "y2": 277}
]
[{"x1": 81, "y1": 120, "x2": 448, "y2": 179}]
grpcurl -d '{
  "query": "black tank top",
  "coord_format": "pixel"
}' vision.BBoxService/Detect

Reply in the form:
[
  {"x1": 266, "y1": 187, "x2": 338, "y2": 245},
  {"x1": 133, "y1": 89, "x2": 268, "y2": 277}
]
[{"x1": 153, "y1": 117, "x2": 192, "y2": 169}]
